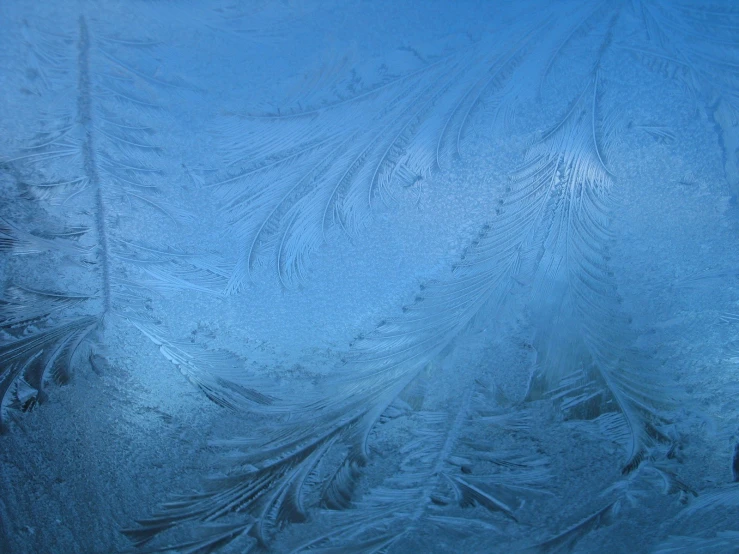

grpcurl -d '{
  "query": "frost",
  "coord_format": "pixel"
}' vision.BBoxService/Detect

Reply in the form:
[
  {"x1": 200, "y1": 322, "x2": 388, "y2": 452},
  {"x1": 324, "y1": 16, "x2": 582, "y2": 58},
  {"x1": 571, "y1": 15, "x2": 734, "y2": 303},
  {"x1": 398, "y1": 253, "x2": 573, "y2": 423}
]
[{"x1": 1, "y1": 1, "x2": 738, "y2": 552}]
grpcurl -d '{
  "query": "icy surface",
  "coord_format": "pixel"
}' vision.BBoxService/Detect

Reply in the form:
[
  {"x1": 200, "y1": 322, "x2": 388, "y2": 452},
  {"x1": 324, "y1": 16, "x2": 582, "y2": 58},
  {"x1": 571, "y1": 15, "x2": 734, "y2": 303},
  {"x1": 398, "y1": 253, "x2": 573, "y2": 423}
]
[{"x1": 1, "y1": 1, "x2": 738, "y2": 553}]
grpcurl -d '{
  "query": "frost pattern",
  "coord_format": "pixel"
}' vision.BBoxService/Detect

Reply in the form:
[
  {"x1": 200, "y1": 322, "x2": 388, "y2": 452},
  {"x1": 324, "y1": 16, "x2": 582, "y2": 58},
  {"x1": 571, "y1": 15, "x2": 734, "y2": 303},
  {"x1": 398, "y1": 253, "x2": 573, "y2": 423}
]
[{"x1": 1, "y1": 1, "x2": 738, "y2": 553}]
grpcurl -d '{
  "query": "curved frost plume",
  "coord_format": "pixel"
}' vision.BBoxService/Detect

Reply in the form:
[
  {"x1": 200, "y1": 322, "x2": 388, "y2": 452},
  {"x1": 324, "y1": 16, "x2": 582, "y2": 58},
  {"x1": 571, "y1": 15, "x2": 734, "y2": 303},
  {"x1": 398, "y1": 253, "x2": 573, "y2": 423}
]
[
  {"x1": 206, "y1": 10, "x2": 552, "y2": 291},
  {"x1": 125, "y1": 58, "x2": 672, "y2": 554},
  {"x1": 122, "y1": 136, "x2": 558, "y2": 548},
  {"x1": 521, "y1": 75, "x2": 673, "y2": 473}
]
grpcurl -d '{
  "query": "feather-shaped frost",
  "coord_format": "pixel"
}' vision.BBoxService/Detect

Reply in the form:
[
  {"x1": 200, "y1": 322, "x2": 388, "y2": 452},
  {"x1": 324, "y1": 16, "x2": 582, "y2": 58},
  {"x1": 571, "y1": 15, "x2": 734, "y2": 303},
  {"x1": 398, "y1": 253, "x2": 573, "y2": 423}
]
[
  {"x1": 0, "y1": 15, "x2": 257, "y2": 430},
  {"x1": 208, "y1": 16, "x2": 551, "y2": 291},
  {"x1": 124, "y1": 17, "x2": 677, "y2": 549}
]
